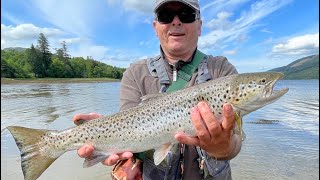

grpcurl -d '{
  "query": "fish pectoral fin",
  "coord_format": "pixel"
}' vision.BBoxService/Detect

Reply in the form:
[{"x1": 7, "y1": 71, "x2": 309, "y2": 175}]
[
  {"x1": 153, "y1": 143, "x2": 173, "y2": 166},
  {"x1": 83, "y1": 151, "x2": 110, "y2": 168}
]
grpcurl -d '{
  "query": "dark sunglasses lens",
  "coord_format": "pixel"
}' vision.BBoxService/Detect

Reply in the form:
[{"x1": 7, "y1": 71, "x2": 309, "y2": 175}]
[
  {"x1": 179, "y1": 12, "x2": 196, "y2": 23},
  {"x1": 157, "y1": 11, "x2": 174, "y2": 24},
  {"x1": 157, "y1": 9, "x2": 197, "y2": 24}
]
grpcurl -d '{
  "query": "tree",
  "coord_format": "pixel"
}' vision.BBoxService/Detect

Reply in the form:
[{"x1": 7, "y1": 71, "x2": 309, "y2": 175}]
[
  {"x1": 37, "y1": 33, "x2": 52, "y2": 77},
  {"x1": 26, "y1": 44, "x2": 42, "y2": 77},
  {"x1": 53, "y1": 41, "x2": 73, "y2": 77},
  {"x1": 61, "y1": 41, "x2": 70, "y2": 59},
  {"x1": 48, "y1": 57, "x2": 64, "y2": 77},
  {"x1": 1, "y1": 58, "x2": 16, "y2": 78}
]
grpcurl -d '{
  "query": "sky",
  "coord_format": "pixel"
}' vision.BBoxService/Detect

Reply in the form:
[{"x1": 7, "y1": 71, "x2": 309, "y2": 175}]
[{"x1": 1, "y1": 0, "x2": 319, "y2": 73}]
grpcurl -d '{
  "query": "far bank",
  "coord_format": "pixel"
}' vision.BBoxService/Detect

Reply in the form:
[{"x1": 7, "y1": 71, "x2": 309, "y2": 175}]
[{"x1": 1, "y1": 77, "x2": 120, "y2": 84}]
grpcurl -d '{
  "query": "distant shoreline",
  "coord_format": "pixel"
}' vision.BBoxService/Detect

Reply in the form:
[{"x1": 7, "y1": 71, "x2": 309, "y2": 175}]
[{"x1": 1, "y1": 77, "x2": 120, "y2": 84}]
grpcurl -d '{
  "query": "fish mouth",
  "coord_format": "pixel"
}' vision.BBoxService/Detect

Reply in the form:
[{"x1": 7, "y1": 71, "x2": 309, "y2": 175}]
[{"x1": 263, "y1": 73, "x2": 289, "y2": 102}]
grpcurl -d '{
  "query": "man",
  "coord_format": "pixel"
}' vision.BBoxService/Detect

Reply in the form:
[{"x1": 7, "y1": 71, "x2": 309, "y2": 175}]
[{"x1": 74, "y1": 0, "x2": 242, "y2": 179}]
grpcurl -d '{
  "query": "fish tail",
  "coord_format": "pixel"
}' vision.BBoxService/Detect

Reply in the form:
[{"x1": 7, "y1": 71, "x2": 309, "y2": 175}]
[{"x1": 7, "y1": 126, "x2": 59, "y2": 180}]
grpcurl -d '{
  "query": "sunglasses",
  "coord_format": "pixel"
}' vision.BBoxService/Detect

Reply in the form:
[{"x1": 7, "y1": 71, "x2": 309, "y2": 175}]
[{"x1": 156, "y1": 7, "x2": 200, "y2": 24}]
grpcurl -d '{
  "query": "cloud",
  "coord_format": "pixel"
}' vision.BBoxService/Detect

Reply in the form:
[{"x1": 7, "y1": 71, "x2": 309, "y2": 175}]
[
  {"x1": 228, "y1": 55, "x2": 292, "y2": 73},
  {"x1": 199, "y1": 0, "x2": 292, "y2": 50},
  {"x1": 71, "y1": 44, "x2": 109, "y2": 60},
  {"x1": 27, "y1": 0, "x2": 154, "y2": 38},
  {"x1": 260, "y1": 28, "x2": 273, "y2": 34},
  {"x1": 59, "y1": 37, "x2": 84, "y2": 45},
  {"x1": 223, "y1": 49, "x2": 238, "y2": 55},
  {"x1": 202, "y1": 0, "x2": 250, "y2": 16},
  {"x1": 1, "y1": 24, "x2": 64, "y2": 40},
  {"x1": 1, "y1": 23, "x2": 64, "y2": 49},
  {"x1": 29, "y1": 0, "x2": 113, "y2": 37},
  {"x1": 121, "y1": 0, "x2": 154, "y2": 14},
  {"x1": 205, "y1": 12, "x2": 233, "y2": 30},
  {"x1": 272, "y1": 33, "x2": 319, "y2": 55},
  {"x1": 0, "y1": 22, "x2": 142, "y2": 68}
]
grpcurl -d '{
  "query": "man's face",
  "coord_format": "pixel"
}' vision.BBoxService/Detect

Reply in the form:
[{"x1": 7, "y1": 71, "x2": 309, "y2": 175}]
[{"x1": 153, "y1": 2, "x2": 202, "y2": 58}]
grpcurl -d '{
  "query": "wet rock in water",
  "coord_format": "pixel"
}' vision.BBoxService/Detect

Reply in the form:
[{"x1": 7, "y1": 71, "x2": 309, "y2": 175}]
[{"x1": 247, "y1": 119, "x2": 280, "y2": 124}]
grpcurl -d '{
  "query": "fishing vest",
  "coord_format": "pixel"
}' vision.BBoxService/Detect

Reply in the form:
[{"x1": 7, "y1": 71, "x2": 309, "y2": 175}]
[{"x1": 141, "y1": 51, "x2": 231, "y2": 180}]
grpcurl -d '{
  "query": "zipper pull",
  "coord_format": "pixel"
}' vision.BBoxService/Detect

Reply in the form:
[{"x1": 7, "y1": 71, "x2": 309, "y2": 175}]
[{"x1": 173, "y1": 65, "x2": 177, "y2": 82}]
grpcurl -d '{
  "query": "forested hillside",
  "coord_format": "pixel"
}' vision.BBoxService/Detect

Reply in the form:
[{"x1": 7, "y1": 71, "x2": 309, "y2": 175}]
[
  {"x1": 268, "y1": 54, "x2": 319, "y2": 79},
  {"x1": 1, "y1": 33, "x2": 125, "y2": 79}
]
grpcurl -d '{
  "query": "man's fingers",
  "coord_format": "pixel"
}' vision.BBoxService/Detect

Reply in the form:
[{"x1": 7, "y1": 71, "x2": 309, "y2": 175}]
[
  {"x1": 78, "y1": 145, "x2": 94, "y2": 158},
  {"x1": 118, "y1": 152, "x2": 133, "y2": 160},
  {"x1": 175, "y1": 133, "x2": 200, "y2": 146},
  {"x1": 103, "y1": 154, "x2": 120, "y2": 166},
  {"x1": 101, "y1": 152, "x2": 133, "y2": 166},
  {"x1": 197, "y1": 101, "x2": 221, "y2": 137},
  {"x1": 190, "y1": 106, "x2": 211, "y2": 142},
  {"x1": 73, "y1": 113, "x2": 102, "y2": 125},
  {"x1": 222, "y1": 103, "x2": 235, "y2": 131}
]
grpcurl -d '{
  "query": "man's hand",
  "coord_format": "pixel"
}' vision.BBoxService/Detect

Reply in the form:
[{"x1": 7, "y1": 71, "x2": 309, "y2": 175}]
[
  {"x1": 73, "y1": 113, "x2": 133, "y2": 166},
  {"x1": 175, "y1": 101, "x2": 240, "y2": 159}
]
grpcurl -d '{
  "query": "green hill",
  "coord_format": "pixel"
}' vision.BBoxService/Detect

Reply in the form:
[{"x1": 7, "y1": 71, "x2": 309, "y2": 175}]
[
  {"x1": 2, "y1": 47, "x2": 28, "y2": 52},
  {"x1": 268, "y1": 54, "x2": 319, "y2": 79}
]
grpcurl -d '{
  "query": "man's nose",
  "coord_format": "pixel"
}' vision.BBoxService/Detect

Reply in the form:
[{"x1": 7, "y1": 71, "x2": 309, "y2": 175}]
[{"x1": 172, "y1": 15, "x2": 182, "y2": 26}]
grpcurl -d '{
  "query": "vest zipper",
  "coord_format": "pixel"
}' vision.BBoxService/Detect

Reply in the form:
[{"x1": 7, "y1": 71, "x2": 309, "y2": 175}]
[{"x1": 172, "y1": 64, "x2": 177, "y2": 82}]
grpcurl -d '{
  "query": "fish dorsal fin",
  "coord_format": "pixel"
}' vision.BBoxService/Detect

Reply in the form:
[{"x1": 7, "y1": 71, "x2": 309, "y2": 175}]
[
  {"x1": 139, "y1": 93, "x2": 166, "y2": 105},
  {"x1": 153, "y1": 143, "x2": 173, "y2": 165}
]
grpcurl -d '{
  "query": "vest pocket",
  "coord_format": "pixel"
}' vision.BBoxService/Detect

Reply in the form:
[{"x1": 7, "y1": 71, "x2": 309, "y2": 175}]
[{"x1": 142, "y1": 156, "x2": 166, "y2": 180}]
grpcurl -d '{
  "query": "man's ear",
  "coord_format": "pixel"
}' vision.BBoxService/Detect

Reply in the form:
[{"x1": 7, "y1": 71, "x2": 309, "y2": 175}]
[
  {"x1": 153, "y1": 20, "x2": 159, "y2": 37},
  {"x1": 198, "y1": 20, "x2": 202, "y2": 36}
]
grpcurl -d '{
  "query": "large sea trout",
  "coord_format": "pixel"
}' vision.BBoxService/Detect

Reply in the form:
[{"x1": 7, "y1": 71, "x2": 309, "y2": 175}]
[{"x1": 6, "y1": 72, "x2": 288, "y2": 180}]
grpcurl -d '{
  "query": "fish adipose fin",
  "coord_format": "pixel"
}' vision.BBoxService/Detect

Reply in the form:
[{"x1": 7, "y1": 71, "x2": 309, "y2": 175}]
[
  {"x1": 153, "y1": 143, "x2": 173, "y2": 165},
  {"x1": 7, "y1": 126, "x2": 59, "y2": 180},
  {"x1": 83, "y1": 151, "x2": 111, "y2": 168}
]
